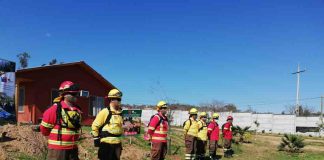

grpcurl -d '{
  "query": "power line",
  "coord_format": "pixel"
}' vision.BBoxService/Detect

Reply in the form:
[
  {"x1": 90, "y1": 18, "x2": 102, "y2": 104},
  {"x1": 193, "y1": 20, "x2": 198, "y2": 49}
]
[{"x1": 241, "y1": 97, "x2": 321, "y2": 107}]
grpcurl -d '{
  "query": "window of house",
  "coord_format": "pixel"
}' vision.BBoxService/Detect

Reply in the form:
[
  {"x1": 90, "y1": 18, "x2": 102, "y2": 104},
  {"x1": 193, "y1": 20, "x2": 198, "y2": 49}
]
[
  {"x1": 18, "y1": 87, "x2": 25, "y2": 112},
  {"x1": 51, "y1": 89, "x2": 59, "y2": 104},
  {"x1": 89, "y1": 96, "x2": 105, "y2": 116}
]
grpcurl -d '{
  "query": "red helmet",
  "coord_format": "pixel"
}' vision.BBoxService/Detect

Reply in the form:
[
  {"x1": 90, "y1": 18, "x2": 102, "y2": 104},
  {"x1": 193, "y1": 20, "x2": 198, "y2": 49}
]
[
  {"x1": 59, "y1": 81, "x2": 80, "y2": 94},
  {"x1": 227, "y1": 116, "x2": 233, "y2": 120}
]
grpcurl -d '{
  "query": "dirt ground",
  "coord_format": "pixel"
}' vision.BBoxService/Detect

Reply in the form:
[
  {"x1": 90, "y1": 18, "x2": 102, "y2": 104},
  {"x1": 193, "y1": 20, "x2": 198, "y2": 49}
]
[
  {"x1": 0, "y1": 124, "x2": 47, "y2": 160},
  {"x1": 0, "y1": 124, "x2": 151, "y2": 160},
  {"x1": 1, "y1": 124, "x2": 324, "y2": 160}
]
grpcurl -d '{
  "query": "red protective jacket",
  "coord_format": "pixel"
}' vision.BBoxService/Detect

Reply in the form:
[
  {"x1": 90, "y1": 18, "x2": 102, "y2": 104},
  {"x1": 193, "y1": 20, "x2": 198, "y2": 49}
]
[
  {"x1": 207, "y1": 120, "x2": 219, "y2": 141},
  {"x1": 40, "y1": 101, "x2": 81, "y2": 150},
  {"x1": 147, "y1": 112, "x2": 168, "y2": 143},
  {"x1": 222, "y1": 122, "x2": 233, "y2": 140}
]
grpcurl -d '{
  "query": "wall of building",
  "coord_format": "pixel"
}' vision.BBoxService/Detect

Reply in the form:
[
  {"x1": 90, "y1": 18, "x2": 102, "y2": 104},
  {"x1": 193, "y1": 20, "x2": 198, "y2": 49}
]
[
  {"x1": 142, "y1": 109, "x2": 322, "y2": 135},
  {"x1": 16, "y1": 65, "x2": 113, "y2": 125}
]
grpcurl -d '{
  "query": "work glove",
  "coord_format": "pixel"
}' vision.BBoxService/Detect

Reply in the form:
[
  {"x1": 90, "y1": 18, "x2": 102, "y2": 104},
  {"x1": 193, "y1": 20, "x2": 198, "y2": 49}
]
[{"x1": 93, "y1": 137, "x2": 100, "y2": 147}]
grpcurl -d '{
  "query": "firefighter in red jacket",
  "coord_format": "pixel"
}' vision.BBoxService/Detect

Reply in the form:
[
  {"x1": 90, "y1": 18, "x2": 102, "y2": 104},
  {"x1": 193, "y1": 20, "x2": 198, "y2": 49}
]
[
  {"x1": 207, "y1": 113, "x2": 220, "y2": 160},
  {"x1": 222, "y1": 116, "x2": 233, "y2": 158},
  {"x1": 147, "y1": 101, "x2": 169, "y2": 160},
  {"x1": 40, "y1": 81, "x2": 82, "y2": 160}
]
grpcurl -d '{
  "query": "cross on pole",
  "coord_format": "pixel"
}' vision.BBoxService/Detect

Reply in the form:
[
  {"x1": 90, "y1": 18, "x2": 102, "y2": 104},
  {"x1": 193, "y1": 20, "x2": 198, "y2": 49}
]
[{"x1": 292, "y1": 64, "x2": 306, "y2": 116}]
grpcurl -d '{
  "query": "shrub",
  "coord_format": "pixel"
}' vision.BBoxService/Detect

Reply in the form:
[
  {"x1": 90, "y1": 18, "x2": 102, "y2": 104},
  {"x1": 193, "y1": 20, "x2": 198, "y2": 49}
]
[
  {"x1": 277, "y1": 134, "x2": 305, "y2": 153},
  {"x1": 232, "y1": 126, "x2": 251, "y2": 143}
]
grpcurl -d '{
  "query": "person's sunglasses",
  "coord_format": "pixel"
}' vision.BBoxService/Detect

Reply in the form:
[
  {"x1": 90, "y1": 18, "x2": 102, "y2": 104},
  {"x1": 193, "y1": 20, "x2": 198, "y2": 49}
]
[
  {"x1": 112, "y1": 98, "x2": 121, "y2": 102},
  {"x1": 69, "y1": 92, "x2": 80, "y2": 97}
]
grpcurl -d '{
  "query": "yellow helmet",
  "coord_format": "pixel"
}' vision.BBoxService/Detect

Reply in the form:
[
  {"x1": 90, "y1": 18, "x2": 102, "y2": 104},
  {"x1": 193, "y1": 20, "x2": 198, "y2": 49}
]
[
  {"x1": 189, "y1": 108, "x2": 198, "y2": 115},
  {"x1": 212, "y1": 113, "x2": 219, "y2": 118},
  {"x1": 107, "y1": 89, "x2": 122, "y2": 99},
  {"x1": 199, "y1": 112, "x2": 207, "y2": 117},
  {"x1": 157, "y1": 101, "x2": 168, "y2": 110}
]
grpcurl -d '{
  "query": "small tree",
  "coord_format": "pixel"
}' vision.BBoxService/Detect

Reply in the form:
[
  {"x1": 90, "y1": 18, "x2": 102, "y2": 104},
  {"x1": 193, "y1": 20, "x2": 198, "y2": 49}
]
[
  {"x1": 277, "y1": 134, "x2": 305, "y2": 153},
  {"x1": 232, "y1": 126, "x2": 251, "y2": 142},
  {"x1": 16, "y1": 52, "x2": 31, "y2": 69},
  {"x1": 254, "y1": 120, "x2": 260, "y2": 133},
  {"x1": 49, "y1": 59, "x2": 57, "y2": 65}
]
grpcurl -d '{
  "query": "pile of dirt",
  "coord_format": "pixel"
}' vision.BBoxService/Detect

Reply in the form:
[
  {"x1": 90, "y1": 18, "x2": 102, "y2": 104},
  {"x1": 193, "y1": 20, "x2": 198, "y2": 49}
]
[
  {"x1": 0, "y1": 124, "x2": 47, "y2": 159},
  {"x1": 0, "y1": 124, "x2": 157, "y2": 160}
]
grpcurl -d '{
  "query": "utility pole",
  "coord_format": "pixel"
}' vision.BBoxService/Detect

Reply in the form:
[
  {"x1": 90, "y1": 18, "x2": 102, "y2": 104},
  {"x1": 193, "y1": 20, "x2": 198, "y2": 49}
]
[
  {"x1": 292, "y1": 64, "x2": 306, "y2": 116},
  {"x1": 321, "y1": 96, "x2": 323, "y2": 123}
]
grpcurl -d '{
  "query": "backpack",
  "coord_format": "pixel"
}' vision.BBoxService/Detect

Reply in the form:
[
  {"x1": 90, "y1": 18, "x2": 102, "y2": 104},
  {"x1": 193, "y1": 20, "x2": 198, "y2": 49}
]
[
  {"x1": 183, "y1": 119, "x2": 192, "y2": 128},
  {"x1": 98, "y1": 107, "x2": 122, "y2": 138},
  {"x1": 221, "y1": 123, "x2": 225, "y2": 132},
  {"x1": 55, "y1": 102, "x2": 81, "y2": 141},
  {"x1": 148, "y1": 114, "x2": 167, "y2": 130},
  {"x1": 198, "y1": 121, "x2": 207, "y2": 132}
]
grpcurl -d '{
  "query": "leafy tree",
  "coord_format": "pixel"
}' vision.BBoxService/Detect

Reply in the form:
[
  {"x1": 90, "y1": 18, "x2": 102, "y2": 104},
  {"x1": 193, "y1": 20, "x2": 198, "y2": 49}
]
[
  {"x1": 49, "y1": 59, "x2": 57, "y2": 65},
  {"x1": 16, "y1": 52, "x2": 31, "y2": 69},
  {"x1": 232, "y1": 126, "x2": 251, "y2": 142},
  {"x1": 277, "y1": 134, "x2": 305, "y2": 153}
]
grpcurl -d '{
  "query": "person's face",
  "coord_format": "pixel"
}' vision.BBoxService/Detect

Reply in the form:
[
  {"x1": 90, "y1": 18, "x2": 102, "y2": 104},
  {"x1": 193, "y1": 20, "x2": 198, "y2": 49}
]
[
  {"x1": 228, "y1": 119, "x2": 233, "y2": 123},
  {"x1": 192, "y1": 115, "x2": 197, "y2": 120},
  {"x1": 201, "y1": 116, "x2": 207, "y2": 122},
  {"x1": 110, "y1": 98, "x2": 121, "y2": 109},
  {"x1": 64, "y1": 92, "x2": 79, "y2": 104},
  {"x1": 160, "y1": 107, "x2": 168, "y2": 116}
]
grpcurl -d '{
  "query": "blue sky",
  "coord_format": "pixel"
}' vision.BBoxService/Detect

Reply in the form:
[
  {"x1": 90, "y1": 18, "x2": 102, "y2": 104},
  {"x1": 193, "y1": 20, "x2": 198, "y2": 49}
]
[{"x1": 1, "y1": 0, "x2": 324, "y2": 113}]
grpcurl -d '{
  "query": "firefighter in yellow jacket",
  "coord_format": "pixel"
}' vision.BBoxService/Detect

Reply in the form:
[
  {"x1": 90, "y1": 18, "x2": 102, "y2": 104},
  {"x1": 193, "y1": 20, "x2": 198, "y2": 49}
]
[
  {"x1": 91, "y1": 89, "x2": 123, "y2": 160},
  {"x1": 197, "y1": 112, "x2": 208, "y2": 160},
  {"x1": 183, "y1": 108, "x2": 199, "y2": 160}
]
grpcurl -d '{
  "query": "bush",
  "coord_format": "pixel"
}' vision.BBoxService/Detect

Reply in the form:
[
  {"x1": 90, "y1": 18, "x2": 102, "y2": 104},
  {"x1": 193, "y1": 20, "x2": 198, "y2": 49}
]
[
  {"x1": 232, "y1": 126, "x2": 251, "y2": 143},
  {"x1": 243, "y1": 132, "x2": 252, "y2": 143},
  {"x1": 277, "y1": 134, "x2": 305, "y2": 153}
]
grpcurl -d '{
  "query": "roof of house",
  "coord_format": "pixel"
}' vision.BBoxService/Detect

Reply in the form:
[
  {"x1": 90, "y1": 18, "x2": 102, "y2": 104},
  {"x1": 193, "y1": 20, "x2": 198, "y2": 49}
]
[{"x1": 16, "y1": 61, "x2": 116, "y2": 89}]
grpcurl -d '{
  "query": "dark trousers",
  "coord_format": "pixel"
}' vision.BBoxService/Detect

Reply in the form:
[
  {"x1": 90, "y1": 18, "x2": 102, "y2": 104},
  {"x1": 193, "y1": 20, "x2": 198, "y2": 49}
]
[
  {"x1": 209, "y1": 140, "x2": 218, "y2": 157},
  {"x1": 185, "y1": 135, "x2": 197, "y2": 160},
  {"x1": 224, "y1": 138, "x2": 233, "y2": 157},
  {"x1": 151, "y1": 142, "x2": 168, "y2": 160},
  {"x1": 98, "y1": 143, "x2": 122, "y2": 160},
  {"x1": 47, "y1": 148, "x2": 79, "y2": 160},
  {"x1": 196, "y1": 140, "x2": 207, "y2": 159},
  {"x1": 224, "y1": 138, "x2": 232, "y2": 149}
]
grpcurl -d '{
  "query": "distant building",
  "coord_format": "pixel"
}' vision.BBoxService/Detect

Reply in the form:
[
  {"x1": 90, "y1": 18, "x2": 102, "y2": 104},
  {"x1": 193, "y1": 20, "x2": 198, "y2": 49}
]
[{"x1": 15, "y1": 61, "x2": 116, "y2": 125}]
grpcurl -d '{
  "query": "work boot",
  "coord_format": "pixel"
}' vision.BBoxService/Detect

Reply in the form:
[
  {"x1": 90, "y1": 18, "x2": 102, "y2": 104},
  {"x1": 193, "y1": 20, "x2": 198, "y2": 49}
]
[
  {"x1": 224, "y1": 151, "x2": 229, "y2": 158},
  {"x1": 209, "y1": 155, "x2": 218, "y2": 160}
]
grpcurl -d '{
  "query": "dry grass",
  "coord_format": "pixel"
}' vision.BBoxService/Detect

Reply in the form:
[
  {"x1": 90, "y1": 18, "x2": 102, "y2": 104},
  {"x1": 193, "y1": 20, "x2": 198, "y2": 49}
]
[{"x1": 1, "y1": 125, "x2": 324, "y2": 160}]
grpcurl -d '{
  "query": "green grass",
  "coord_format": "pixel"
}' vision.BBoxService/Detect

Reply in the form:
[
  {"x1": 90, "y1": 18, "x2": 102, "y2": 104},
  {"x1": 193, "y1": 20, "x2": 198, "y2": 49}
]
[
  {"x1": 14, "y1": 153, "x2": 45, "y2": 160},
  {"x1": 274, "y1": 152, "x2": 324, "y2": 160}
]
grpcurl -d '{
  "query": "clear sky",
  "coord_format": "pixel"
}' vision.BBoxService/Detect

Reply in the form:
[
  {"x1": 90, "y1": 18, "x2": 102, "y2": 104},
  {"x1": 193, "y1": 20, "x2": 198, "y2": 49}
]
[{"x1": 1, "y1": 0, "x2": 324, "y2": 113}]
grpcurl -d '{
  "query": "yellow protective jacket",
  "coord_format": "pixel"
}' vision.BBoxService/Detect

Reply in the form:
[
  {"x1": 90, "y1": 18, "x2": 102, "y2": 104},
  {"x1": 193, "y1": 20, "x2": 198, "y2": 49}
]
[
  {"x1": 197, "y1": 120, "x2": 208, "y2": 141},
  {"x1": 183, "y1": 118, "x2": 199, "y2": 137},
  {"x1": 91, "y1": 106, "x2": 123, "y2": 144}
]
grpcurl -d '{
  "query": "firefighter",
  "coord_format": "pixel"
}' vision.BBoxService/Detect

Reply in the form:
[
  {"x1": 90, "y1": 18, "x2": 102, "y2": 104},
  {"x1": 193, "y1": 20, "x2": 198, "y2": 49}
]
[
  {"x1": 40, "y1": 81, "x2": 82, "y2": 160},
  {"x1": 91, "y1": 89, "x2": 123, "y2": 160},
  {"x1": 197, "y1": 112, "x2": 208, "y2": 160},
  {"x1": 147, "y1": 101, "x2": 169, "y2": 160},
  {"x1": 207, "y1": 113, "x2": 220, "y2": 160},
  {"x1": 183, "y1": 108, "x2": 199, "y2": 160},
  {"x1": 222, "y1": 116, "x2": 233, "y2": 158}
]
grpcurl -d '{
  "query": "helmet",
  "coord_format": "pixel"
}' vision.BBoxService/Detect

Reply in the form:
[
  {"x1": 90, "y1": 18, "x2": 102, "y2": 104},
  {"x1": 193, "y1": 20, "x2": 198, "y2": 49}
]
[
  {"x1": 199, "y1": 112, "x2": 207, "y2": 117},
  {"x1": 157, "y1": 101, "x2": 168, "y2": 110},
  {"x1": 59, "y1": 81, "x2": 80, "y2": 94},
  {"x1": 107, "y1": 89, "x2": 122, "y2": 99},
  {"x1": 212, "y1": 113, "x2": 219, "y2": 119},
  {"x1": 189, "y1": 108, "x2": 198, "y2": 115},
  {"x1": 227, "y1": 116, "x2": 233, "y2": 120}
]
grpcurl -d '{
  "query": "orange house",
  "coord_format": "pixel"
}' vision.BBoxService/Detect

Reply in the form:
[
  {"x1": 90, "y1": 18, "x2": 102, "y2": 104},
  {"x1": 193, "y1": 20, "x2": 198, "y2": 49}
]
[{"x1": 15, "y1": 61, "x2": 116, "y2": 125}]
